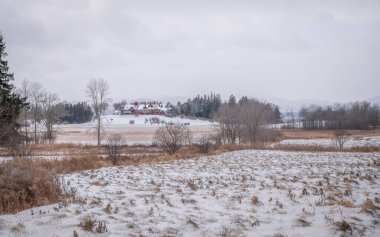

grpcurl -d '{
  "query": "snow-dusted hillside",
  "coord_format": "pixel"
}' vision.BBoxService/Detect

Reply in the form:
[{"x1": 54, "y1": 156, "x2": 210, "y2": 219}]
[{"x1": 1, "y1": 150, "x2": 379, "y2": 236}]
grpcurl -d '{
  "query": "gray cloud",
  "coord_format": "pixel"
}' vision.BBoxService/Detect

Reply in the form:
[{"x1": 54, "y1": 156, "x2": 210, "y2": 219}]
[{"x1": 1, "y1": 0, "x2": 379, "y2": 103}]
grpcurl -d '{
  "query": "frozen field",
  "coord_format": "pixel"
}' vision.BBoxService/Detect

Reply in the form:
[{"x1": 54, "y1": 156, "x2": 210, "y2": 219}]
[
  {"x1": 54, "y1": 115, "x2": 215, "y2": 145},
  {"x1": 277, "y1": 136, "x2": 380, "y2": 148},
  {"x1": 1, "y1": 150, "x2": 379, "y2": 237}
]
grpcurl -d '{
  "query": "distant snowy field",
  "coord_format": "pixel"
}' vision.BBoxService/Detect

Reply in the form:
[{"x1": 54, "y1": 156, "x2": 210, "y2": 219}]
[
  {"x1": 1, "y1": 150, "x2": 379, "y2": 237},
  {"x1": 277, "y1": 136, "x2": 380, "y2": 148},
  {"x1": 85, "y1": 114, "x2": 214, "y2": 127},
  {"x1": 54, "y1": 115, "x2": 215, "y2": 145}
]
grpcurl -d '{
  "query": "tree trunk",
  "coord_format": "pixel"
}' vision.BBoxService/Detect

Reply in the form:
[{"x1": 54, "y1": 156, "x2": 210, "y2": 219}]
[
  {"x1": 34, "y1": 120, "x2": 37, "y2": 144},
  {"x1": 97, "y1": 117, "x2": 101, "y2": 146}
]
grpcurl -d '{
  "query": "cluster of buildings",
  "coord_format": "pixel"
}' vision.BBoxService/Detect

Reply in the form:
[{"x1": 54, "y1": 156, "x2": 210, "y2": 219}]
[{"x1": 113, "y1": 101, "x2": 173, "y2": 116}]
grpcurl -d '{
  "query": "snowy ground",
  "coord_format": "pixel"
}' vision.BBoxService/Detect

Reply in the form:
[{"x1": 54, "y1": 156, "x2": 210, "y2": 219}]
[
  {"x1": 1, "y1": 150, "x2": 379, "y2": 237},
  {"x1": 54, "y1": 115, "x2": 215, "y2": 145},
  {"x1": 277, "y1": 136, "x2": 380, "y2": 148},
  {"x1": 96, "y1": 114, "x2": 214, "y2": 127}
]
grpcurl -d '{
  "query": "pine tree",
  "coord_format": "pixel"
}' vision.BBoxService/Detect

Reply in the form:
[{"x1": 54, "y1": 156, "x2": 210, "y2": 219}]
[
  {"x1": 228, "y1": 94, "x2": 237, "y2": 106},
  {"x1": 0, "y1": 32, "x2": 27, "y2": 145}
]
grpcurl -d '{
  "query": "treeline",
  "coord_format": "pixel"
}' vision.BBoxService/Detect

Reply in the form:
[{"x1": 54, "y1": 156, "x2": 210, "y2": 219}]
[
  {"x1": 300, "y1": 101, "x2": 380, "y2": 130},
  {"x1": 215, "y1": 96, "x2": 281, "y2": 144},
  {"x1": 175, "y1": 93, "x2": 222, "y2": 118},
  {"x1": 60, "y1": 102, "x2": 93, "y2": 124}
]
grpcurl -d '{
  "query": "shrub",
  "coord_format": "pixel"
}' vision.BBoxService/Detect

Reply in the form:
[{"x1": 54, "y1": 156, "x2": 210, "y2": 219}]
[
  {"x1": 333, "y1": 130, "x2": 350, "y2": 150},
  {"x1": 106, "y1": 133, "x2": 125, "y2": 165},
  {"x1": 196, "y1": 136, "x2": 213, "y2": 154},
  {"x1": 153, "y1": 123, "x2": 192, "y2": 155}
]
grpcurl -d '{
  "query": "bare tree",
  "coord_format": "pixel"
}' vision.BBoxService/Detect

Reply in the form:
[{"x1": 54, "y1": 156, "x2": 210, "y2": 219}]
[
  {"x1": 106, "y1": 133, "x2": 125, "y2": 165},
  {"x1": 29, "y1": 82, "x2": 45, "y2": 144},
  {"x1": 16, "y1": 79, "x2": 32, "y2": 143},
  {"x1": 41, "y1": 92, "x2": 64, "y2": 143},
  {"x1": 17, "y1": 80, "x2": 64, "y2": 144},
  {"x1": 153, "y1": 123, "x2": 192, "y2": 155},
  {"x1": 238, "y1": 99, "x2": 273, "y2": 144},
  {"x1": 333, "y1": 130, "x2": 350, "y2": 150},
  {"x1": 285, "y1": 109, "x2": 296, "y2": 129},
  {"x1": 215, "y1": 104, "x2": 240, "y2": 144},
  {"x1": 86, "y1": 79, "x2": 110, "y2": 146}
]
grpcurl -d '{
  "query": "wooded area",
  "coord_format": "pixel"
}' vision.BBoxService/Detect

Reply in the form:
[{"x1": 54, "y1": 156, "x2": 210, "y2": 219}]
[{"x1": 300, "y1": 102, "x2": 380, "y2": 130}]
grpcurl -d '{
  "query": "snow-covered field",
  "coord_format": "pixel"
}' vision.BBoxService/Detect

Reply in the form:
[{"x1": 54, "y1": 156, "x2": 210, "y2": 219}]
[
  {"x1": 1, "y1": 150, "x2": 379, "y2": 237},
  {"x1": 277, "y1": 136, "x2": 380, "y2": 148},
  {"x1": 54, "y1": 115, "x2": 215, "y2": 145},
  {"x1": 96, "y1": 114, "x2": 214, "y2": 127}
]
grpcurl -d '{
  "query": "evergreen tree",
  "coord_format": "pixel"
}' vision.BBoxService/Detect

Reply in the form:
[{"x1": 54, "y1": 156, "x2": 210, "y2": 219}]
[
  {"x1": 60, "y1": 102, "x2": 93, "y2": 124},
  {"x1": 0, "y1": 32, "x2": 27, "y2": 145},
  {"x1": 273, "y1": 106, "x2": 282, "y2": 123},
  {"x1": 228, "y1": 94, "x2": 237, "y2": 106},
  {"x1": 238, "y1": 96, "x2": 249, "y2": 105},
  {"x1": 177, "y1": 93, "x2": 221, "y2": 119}
]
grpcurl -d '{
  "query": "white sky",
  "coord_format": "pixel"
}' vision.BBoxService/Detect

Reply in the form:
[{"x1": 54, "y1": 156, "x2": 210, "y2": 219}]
[{"x1": 1, "y1": 0, "x2": 379, "y2": 103}]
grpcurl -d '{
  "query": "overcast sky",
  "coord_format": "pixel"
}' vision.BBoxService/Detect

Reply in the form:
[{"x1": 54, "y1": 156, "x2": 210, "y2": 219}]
[{"x1": 1, "y1": 0, "x2": 379, "y2": 103}]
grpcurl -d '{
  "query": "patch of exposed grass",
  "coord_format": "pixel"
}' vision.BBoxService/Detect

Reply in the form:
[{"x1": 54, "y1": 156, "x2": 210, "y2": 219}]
[
  {"x1": 80, "y1": 216, "x2": 107, "y2": 233},
  {"x1": 334, "y1": 220, "x2": 352, "y2": 235}
]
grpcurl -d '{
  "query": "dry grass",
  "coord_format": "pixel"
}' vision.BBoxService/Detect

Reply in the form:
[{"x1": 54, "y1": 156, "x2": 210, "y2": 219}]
[
  {"x1": 334, "y1": 220, "x2": 352, "y2": 234},
  {"x1": 80, "y1": 216, "x2": 107, "y2": 233},
  {"x1": 361, "y1": 198, "x2": 378, "y2": 213},
  {"x1": 251, "y1": 196, "x2": 261, "y2": 206},
  {"x1": 295, "y1": 218, "x2": 311, "y2": 227},
  {"x1": 0, "y1": 158, "x2": 62, "y2": 214},
  {"x1": 322, "y1": 200, "x2": 356, "y2": 208},
  {"x1": 187, "y1": 216, "x2": 199, "y2": 229}
]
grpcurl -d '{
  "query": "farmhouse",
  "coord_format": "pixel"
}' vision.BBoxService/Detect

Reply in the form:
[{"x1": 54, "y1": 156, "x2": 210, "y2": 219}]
[{"x1": 119, "y1": 101, "x2": 172, "y2": 115}]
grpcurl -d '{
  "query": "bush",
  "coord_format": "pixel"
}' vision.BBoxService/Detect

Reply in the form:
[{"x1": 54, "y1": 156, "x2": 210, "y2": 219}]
[
  {"x1": 0, "y1": 158, "x2": 61, "y2": 214},
  {"x1": 153, "y1": 123, "x2": 192, "y2": 155},
  {"x1": 333, "y1": 130, "x2": 350, "y2": 150},
  {"x1": 106, "y1": 133, "x2": 125, "y2": 165},
  {"x1": 196, "y1": 136, "x2": 213, "y2": 154},
  {"x1": 81, "y1": 216, "x2": 107, "y2": 233}
]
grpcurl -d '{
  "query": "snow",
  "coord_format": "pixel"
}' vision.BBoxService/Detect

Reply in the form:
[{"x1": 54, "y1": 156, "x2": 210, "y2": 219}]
[
  {"x1": 53, "y1": 115, "x2": 215, "y2": 145},
  {"x1": 1, "y1": 150, "x2": 379, "y2": 236},
  {"x1": 277, "y1": 136, "x2": 380, "y2": 148},
  {"x1": 84, "y1": 114, "x2": 214, "y2": 127}
]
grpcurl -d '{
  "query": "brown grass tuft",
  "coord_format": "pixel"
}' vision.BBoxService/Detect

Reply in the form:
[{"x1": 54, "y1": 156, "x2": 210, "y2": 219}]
[
  {"x1": 361, "y1": 198, "x2": 378, "y2": 212},
  {"x1": 251, "y1": 196, "x2": 261, "y2": 206},
  {"x1": 80, "y1": 216, "x2": 107, "y2": 233},
  {"x1": 295, "y1": 218, "x2": 311, "y2": 227},
  {"x1": 323, "y1": 200, "x2": 356, "y2": 208},
  {"x1": 334, "y1": 220, "x2": 352, "y2": 234}
]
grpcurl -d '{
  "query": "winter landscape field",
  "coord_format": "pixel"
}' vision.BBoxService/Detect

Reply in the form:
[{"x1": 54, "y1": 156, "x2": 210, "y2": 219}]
[
  {"x1": 1, "y1": 150, "x2": 379, "y2": 237},
  {"x1": 2, "y1": 1, "x2": 380, "y2": 237},
  {"x1": 54, "y1": 115, "x2": 215, "y2": 145}
]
